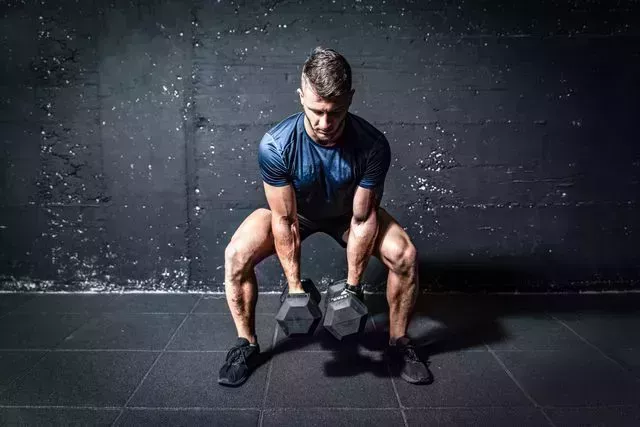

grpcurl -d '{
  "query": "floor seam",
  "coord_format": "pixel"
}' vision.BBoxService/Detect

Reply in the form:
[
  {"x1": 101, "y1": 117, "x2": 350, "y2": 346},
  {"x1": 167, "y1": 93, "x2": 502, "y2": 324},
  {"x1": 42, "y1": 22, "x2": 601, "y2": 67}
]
[
  {"x1": 0, "y1": 348, "x2": 384, "y2": 353},
  {"x1": 0, "y1": 310, "x2": 102, "y2": 397},
  {"x1": 550, "y1": 313, "x2": 639, "y2": 381},
  {"x1": 109, "y1": 294, "x2": 204, "y2": 426},
  {"x1": 0, "y1": 351, "x2": 52, "y2": 398},
  {"x1": 0, "y1": 295, "x2": 38, "y2": 320},
  {"x1": 486, "y1": 344, "x2": 557, "y2": 427},
  {"x1": 370, "y1": 316, "x2": 407, "y2": 427},
  {"x1": 1, "y1": 404, "x2": 638, "y2": 410},
  {"x1": 258, "y1": 323, "x2": 279, "y2": 427}
]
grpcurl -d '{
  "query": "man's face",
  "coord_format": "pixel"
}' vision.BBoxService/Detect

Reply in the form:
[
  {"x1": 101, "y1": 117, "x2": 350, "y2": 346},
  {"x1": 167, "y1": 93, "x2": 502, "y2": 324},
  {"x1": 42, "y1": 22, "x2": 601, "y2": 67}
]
[{"x1": 298, "y1": 80, "x2": 353, "y2": 144}]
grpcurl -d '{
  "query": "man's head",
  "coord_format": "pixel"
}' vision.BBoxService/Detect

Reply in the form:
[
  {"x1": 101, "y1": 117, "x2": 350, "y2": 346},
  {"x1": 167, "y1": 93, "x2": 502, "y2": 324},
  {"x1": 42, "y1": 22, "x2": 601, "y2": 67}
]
[{"x1": 298, "y1": 47, "x2": 354, "y2": 145}]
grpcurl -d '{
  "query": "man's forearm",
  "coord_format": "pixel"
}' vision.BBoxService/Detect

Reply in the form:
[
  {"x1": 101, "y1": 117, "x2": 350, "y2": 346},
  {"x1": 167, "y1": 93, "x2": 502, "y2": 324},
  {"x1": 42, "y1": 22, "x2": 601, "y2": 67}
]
[
  {"x1": 346, "y1": 213, "x2": 378, "y2": 287},
  {"x1": 272, "y1": 216, "x2": 302, "y2": 290}
]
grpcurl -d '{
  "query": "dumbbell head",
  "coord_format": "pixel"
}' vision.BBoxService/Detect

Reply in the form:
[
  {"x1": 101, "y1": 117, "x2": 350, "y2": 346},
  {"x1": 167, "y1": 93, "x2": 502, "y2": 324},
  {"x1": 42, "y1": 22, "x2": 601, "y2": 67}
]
[
  {"x1": 323, "y1": 280, "x2": 369, "y2": 340},
  {"x1": 276, "y1": 279, "x2": 322, "y2": 336}
]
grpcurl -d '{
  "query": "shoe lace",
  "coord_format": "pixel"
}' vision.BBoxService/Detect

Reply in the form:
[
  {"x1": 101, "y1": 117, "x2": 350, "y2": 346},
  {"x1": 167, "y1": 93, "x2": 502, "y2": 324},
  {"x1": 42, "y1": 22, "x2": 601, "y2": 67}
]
[
  {"x1": 402, "y1": 345, "x2": 421, "y2": 362},
  {"x1": 225, "y1": 345, "x2": 249, "y2": 366}
]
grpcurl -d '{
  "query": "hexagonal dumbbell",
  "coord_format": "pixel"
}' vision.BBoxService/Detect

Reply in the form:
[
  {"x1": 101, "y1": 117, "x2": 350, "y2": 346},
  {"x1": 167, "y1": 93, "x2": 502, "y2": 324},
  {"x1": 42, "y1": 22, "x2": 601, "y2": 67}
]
[
  {"x1": 323, "y1": 279, "x2": 368, "y2": 340},
  {"x1": 275, "y1": 278, "x2": 322, "y2": 336}
]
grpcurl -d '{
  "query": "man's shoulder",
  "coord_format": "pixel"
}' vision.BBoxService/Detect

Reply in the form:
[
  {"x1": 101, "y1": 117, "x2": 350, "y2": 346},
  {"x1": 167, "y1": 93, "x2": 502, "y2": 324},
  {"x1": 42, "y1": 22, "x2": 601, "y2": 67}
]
[
  {"x1": 348, "y1": 113, "x2": 387, "y2": 146},
  {"x1": 265, "y1": 112, "x2": 303, "y2": 144}
]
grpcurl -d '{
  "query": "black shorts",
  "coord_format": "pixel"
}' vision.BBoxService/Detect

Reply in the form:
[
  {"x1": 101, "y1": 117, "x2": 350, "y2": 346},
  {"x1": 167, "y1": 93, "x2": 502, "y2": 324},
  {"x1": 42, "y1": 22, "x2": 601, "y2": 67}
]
[{"x1": 297, "y1": 212, "x2": 352, "y2": 249}]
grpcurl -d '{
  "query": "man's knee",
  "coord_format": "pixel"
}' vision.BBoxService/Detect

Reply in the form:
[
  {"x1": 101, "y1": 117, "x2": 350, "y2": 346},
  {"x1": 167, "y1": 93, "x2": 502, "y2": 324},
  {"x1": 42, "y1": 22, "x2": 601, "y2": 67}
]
[
  {"x1": 224, "y1": 242, "x2": 252, "y2": 280},
  {"x1": 224, "y1": 208, "x2": 273, "y2": 280},
  {"x1": 388, "y1": 241, "x2": 418, "y2": 276}
]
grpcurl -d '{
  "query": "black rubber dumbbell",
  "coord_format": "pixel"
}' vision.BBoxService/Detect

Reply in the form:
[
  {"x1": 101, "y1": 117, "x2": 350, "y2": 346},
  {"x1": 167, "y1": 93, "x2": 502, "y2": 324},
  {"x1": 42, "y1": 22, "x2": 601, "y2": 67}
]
[
  {"x1": 275, "y1": 278, "x2": 322, "y2": 336},
  {"x1": 323, "y1": 279, "x2": 368, "y2": 340}
]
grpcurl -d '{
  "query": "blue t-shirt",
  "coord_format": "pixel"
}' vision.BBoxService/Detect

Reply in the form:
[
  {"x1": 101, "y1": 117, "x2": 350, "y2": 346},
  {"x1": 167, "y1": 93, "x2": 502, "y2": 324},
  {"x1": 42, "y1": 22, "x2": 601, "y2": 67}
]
[{"x1": 258, "y1": 112, "x2": 391, "y2": 220}]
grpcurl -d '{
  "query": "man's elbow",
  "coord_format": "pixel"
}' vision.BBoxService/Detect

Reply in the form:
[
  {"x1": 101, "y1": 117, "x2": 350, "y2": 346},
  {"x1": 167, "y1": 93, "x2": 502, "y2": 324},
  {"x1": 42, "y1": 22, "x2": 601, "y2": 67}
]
[
  {"x1": 351, "y1": 208, "x2": 377, "y2": 225},
  {"x1": 273, "y1": 214, "x2": 296, "y2": 227}
]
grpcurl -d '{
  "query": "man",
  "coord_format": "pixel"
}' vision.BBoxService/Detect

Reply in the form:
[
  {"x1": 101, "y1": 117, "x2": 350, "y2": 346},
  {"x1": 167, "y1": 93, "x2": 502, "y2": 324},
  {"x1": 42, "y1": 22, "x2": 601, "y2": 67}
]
[{"x1": 218, "y1": 47, "x2": 432, "y2": 387}]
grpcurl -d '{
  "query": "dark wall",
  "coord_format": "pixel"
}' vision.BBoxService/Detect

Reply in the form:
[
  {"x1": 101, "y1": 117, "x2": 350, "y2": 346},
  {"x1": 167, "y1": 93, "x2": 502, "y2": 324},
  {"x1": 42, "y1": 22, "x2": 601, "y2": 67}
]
[{"x1": 1, "y1": 0, "x2": 639, "y2": 292}]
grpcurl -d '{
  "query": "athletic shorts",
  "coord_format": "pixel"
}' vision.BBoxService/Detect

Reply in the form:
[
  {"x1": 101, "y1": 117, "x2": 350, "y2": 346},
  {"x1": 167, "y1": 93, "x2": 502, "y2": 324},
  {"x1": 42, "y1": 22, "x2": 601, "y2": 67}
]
[{"x1": 296, "y1": 212, "x2": 352, "y2": 249}]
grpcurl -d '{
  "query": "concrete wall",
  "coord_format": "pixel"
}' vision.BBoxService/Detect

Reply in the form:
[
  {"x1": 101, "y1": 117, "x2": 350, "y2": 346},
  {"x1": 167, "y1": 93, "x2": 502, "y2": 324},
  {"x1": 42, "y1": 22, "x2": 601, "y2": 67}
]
[{"x1": 1, "y1": 0, "x2": 639, "y2": 292}]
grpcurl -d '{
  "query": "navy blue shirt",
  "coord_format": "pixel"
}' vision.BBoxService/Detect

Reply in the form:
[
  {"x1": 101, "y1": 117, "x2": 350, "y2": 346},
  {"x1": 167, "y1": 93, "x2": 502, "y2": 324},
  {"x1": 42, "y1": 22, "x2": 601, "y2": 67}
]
[{"x1": 258, "y1": 112, "x2": 391, "y2": 220}]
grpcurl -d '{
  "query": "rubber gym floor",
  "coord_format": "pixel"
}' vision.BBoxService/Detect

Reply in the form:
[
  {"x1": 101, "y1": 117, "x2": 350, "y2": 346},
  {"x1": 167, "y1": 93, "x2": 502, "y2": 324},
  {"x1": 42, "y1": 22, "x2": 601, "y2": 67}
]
[{"x1": 0, "y1": 292, "x2": 638, "y2": 426}]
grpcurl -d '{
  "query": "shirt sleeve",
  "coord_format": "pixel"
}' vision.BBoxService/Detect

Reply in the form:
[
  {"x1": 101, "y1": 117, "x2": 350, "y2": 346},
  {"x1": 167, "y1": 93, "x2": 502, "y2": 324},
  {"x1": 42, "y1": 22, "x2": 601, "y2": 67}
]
[
  {"x1": 358, "y1": 135, "x2": 391, "y2": 197},
  {"x1": 258, "y1": 133, "x2": 290, "y2": 186}
]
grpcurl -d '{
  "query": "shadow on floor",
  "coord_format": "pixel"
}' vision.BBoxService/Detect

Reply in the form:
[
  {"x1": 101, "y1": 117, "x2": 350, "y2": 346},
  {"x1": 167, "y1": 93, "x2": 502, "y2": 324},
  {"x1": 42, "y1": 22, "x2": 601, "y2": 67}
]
[{"x1": 251, "y1": 256, "x2": 640, "y2": 381}]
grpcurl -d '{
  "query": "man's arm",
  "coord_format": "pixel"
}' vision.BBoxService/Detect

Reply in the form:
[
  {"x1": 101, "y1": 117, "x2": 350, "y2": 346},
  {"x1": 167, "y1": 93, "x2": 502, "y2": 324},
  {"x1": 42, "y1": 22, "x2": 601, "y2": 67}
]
[
  {"x1": 346, "y1": 186, "x2": 379, "y2": 287},
  {"x1": 263, "y1": 182, "x2": 303, "y2": 292}
]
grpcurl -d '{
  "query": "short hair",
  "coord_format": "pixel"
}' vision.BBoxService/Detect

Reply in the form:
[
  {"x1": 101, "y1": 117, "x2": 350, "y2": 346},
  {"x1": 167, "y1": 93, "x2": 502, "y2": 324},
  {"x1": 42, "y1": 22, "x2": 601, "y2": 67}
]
[{"x1": 301, "y1": 46, "x2": 352, "y2": 99}]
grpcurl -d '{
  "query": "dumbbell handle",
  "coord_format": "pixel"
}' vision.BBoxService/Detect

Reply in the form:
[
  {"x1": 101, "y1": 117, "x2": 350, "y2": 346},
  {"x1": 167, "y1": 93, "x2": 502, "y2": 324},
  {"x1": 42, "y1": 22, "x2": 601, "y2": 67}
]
[
  {"x1": 300, "y1": 278, "x2": 321, "y2": 305},
  {"x1": 328, "y1": 282, "x2": 363, "y2": 302}
]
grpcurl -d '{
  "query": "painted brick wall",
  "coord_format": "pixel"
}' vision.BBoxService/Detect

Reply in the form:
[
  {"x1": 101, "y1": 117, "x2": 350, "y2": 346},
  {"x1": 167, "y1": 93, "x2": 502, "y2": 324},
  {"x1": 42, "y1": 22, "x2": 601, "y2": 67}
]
[{"x1": 1, "y1": 0, "x2": 639, "y2": 292}]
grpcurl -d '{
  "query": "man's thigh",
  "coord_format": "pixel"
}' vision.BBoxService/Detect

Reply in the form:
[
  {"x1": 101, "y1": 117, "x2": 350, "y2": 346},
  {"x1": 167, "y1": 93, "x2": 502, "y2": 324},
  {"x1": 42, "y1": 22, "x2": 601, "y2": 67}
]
[{"x1": 227, "y1": 208, "x2": 278, "y2": 267}]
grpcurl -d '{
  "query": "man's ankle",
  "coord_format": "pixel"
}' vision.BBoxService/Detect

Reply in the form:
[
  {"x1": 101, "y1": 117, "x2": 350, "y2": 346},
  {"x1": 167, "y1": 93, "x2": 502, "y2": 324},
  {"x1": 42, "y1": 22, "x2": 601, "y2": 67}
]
[
  {"x1": 240, "y1": 335, "x2": 258, "y2": 345},
  {"x1": 389, "y1": 335, "x2": 411, "y2": 346}
]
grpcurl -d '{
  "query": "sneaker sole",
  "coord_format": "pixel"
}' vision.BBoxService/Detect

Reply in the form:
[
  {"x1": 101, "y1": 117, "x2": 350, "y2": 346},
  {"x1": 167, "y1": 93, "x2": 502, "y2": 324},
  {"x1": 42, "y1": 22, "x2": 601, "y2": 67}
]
[
  {"x1": 217, "y1": 375, "x2": 249, "y2": 387},
  {"x1": 400, "y1": 372, "x2": 433, "y2": 385}
]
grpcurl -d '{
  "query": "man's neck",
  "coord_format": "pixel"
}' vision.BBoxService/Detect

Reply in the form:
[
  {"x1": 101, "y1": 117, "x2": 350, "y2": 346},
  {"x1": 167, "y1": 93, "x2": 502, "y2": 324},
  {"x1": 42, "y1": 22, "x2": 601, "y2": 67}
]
[{"x1": 304, "y1": 115, "x2": 347, "y2": 147}]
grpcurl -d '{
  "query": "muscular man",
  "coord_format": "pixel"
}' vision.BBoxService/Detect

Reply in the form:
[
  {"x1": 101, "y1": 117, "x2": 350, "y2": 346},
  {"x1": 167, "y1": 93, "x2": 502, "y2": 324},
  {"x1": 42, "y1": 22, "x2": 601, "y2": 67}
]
[{"x1": 218, "y1": 47, "x2": 432, "y2": 386}]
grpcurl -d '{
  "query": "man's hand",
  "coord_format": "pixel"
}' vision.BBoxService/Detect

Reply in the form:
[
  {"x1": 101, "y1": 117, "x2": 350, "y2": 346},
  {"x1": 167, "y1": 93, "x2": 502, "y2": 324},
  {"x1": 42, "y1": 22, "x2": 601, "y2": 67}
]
[{"x1": 343, "y1": 282, "x2": 365, "y2": 302}]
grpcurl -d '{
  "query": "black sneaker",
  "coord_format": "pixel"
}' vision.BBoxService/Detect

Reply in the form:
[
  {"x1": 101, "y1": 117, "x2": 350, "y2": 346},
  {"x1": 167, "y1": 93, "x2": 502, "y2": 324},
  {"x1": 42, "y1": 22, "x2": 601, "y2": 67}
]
[
  {"x1": 217, "y1": 337, "x2": 260, "y2": 387},
  {"x1": 386, "y1": 336, "x2": 433, "y2": 385}
]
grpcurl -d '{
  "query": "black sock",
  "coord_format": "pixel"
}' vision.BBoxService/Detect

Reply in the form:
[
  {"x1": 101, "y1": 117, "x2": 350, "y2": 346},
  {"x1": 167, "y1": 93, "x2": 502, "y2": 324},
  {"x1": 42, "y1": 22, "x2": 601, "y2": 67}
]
[{"x1": 389, "y1": 336, "x2": 409, "y2": 346}]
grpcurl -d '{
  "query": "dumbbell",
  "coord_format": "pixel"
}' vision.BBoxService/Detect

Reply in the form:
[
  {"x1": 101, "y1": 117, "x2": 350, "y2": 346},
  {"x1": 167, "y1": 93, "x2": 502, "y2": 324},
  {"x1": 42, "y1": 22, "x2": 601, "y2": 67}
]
[
  {"x1": 323, "y1": 279, "x2": 368, "y2": 340},
  {"x1": 275, "y1": 278, "x2": 322, "y2": 336}
]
